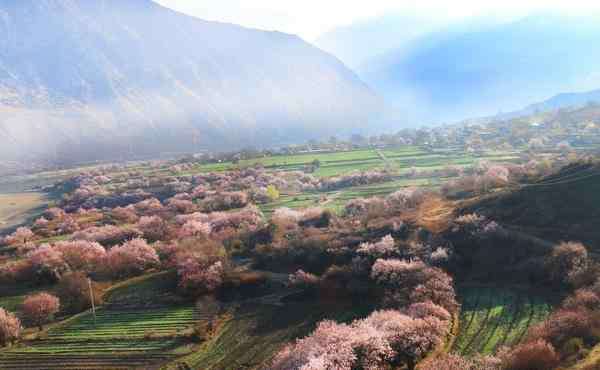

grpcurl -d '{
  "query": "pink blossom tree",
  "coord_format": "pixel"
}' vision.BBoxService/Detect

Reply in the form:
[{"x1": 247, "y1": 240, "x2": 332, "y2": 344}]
[
  {"x1": 54, "y1": 240, "x2": 106, "y2": 272},
  {"x1": 106, "y1": 238, "x2": 159, "y2": 278},
  {"x1": 28, "y1": 245, "x2": 69, "y2": 283},
  {"x1": 270, "y1": 320, "x2": 357, "y2": 370},
  {"x1": 357, "y1": 235, "x2": 396, "y2": 258},
  {"x1": 111, "y1": 206, "x2": 139, "y2": 223},
  {"x1": 288, "y1": 269, "x2": 320, "y2": 289},
  {"x1": 0, "y1": 308, "x2": 21, "y2": 346},
  {"x1": 270, "y1": 308, "x2": 450, "y2": 370},
  {"x1": 4, "y1": 227, "x2": 34, "y2": 245},
  {"x1": 178, "y1": 220, "x2": 212, "y2": 239},
  {"x1": 546, "y1": 241, "x2": 589, "y2": 286},
  {"x1": 174, "y1": 240, "x2": 229, "y2": 295},
  {"x1": 23, "y1": 292, "x2": 60, "y2": 330},
  {"x1": 136, "y1": 216, "x2": 169, "y2": 242}
]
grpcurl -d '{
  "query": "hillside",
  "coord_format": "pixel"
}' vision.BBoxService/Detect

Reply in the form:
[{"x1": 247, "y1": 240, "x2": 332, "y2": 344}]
[
  {"x1": 464, "y1": 161, "x2": 600, "y2": 249},
  {"x1": 0, "y1": 0, "x2": 381, "y2": 168},
  {"x1": 494, "y1": 88, "x2": 600, "y2": 121},
  {"x1": 361, "y1": 14, "x2": 600, "y2": 124}
]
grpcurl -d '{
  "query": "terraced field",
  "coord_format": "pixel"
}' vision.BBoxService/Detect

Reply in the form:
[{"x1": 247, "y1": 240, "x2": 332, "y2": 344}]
[
  {"x1": 0, "y1": 306, "x2": 202, "y2": 369},
  {"x1": 452, "y1": 286, "x2": 552, "y2": 356},
  {"x1": 171, "y1": 299, "x2": 374, "y2": 370}
]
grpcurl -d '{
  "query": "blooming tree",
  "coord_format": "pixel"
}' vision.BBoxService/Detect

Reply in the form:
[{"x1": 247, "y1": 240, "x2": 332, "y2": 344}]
[
  {"x1": 4, "y1": 227, "x2": 34, "y2": 245},
  {"x1": 288, "y1": 269, "x2": 320, "y2": 289},
  {"x1": 54, "y1": 240, "x2": 106, "y2": 272},
  {"x1": 136, "y1": 216, "x2": 169, "y2": 242},
  {"x1": 28, "y1": 245, "x2": 69, "y2": 283},
  {"x1": 23, "y1": 292, "x2": 60, "y2": 330},
  {"x1": 357, "y1": 235, "x2": 396, "y2": 258},
  {"x1": 0, "y1": 308, "x2": 21, "y2": 346},
  {"x1": 106, "y1": 238, "x2": 159, "y2": 278},
  {"x1": 178, "y1": 220, "x2": 212, "y2": 239}
]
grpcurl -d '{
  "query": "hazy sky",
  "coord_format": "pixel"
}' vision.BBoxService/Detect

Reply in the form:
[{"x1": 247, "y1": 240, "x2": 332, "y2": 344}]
[{"x1": 157, "y1": 1, "x2": 600, "y2": 40}]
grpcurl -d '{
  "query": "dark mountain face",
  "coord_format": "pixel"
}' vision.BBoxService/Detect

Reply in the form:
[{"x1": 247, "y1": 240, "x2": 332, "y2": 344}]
[
  {"x1": 0, "y1": 0, "x2": 381, "y2": 166},
  {"x1": 360, "y1": 14, "x2": 600, "y2": 125}
]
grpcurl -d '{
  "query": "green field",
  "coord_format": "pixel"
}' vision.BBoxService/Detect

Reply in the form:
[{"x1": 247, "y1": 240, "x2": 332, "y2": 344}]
[
  {"x1": 191, "y1": 146, "x2": 519, "y2": 178},
  {"x1": 0, "y1": 305, "x2": 200, "y2": 369},
  {"x1": 452, "y1": 286, "x2": 552, "y2": 356}
]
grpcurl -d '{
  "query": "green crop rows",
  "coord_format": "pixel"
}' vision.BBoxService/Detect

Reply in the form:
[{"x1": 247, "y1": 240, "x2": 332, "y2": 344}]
[
  {"x1": 452, "y1": 287, "x2": 552, "y2": 356},
  {"x1": 0, "y1": 306, "x2": 201, "y2": 369}
]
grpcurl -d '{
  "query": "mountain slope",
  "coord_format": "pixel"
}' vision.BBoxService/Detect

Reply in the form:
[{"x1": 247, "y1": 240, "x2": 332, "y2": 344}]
[
  {"x1": 465, "y1": 161, "x2": 600, "y2": 249},
  {"x1": 361, "y1": 14, "x2": 600, "y2": 124},
  {"x1": 0, "y1": 0, "x2": 381, "y2": 167}
]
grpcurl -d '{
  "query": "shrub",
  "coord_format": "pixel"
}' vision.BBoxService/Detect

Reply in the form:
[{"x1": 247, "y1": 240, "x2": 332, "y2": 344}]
[
  {"x1": 499, "y1": 339, "x2": 559, "y2": 370},
  {"x1": 546, "y1": 241, "x2": 589, "y2": 286},
  {"x1": 0, "y1": 308, "x2": 21, "y2": 346},
  {"x1": 23, "y1": 293, "x2": 60, "y2": 330},
  {"x1": 562, "y1": 289, "x2": 600, "y2": 311},
  {"x1": 528, "y1": 309, "x2": 593, "y2": 347}
]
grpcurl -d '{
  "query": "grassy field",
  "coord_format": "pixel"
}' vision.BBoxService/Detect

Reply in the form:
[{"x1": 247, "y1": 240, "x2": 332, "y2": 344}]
[{"x1": 452, "y1": 286, "x2": 552, "y2": 356}]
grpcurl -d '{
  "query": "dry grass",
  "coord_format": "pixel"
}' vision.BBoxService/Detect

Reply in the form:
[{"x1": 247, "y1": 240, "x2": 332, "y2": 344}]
[
  {"x1": 0, "y1": 192, "x2": 48, "y2": 232},
  {"x1": 412, "y1": 195, "x2": 456, "y2": 233}
]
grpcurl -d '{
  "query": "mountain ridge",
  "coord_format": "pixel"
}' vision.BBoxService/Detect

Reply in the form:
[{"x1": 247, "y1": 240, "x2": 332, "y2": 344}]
[{"x1": 0, "y1": 0, "x2": 382, "y2": 167}]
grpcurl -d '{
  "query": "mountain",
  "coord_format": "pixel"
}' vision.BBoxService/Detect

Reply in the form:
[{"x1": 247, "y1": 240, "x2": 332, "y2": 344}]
[
  {"x1": 0, "y1": 0, "x2": 381, "y2": 168},
  {"x1": 499, "y1": 88, "x2": 600, "y2": 119},
  {"x1": 360, "y1": 14, "x2": 600, "y2": 125},
  {"x1": 315, "y1": 12, "x2": 446, "y2": 71}
]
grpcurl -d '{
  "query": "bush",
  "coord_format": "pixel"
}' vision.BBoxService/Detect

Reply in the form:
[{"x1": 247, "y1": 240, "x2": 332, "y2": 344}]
[
  {"x1": 499, "y1": 339, "x2": 559, "y2": 370},
  {"x1": 545, "y1": 241, "x2": 589, "y2": 286}
]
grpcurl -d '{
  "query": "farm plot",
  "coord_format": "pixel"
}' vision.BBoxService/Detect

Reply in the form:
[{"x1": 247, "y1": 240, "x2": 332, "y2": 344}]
[
  {"x1": 0, "y1": 305, "x2": 203, "y2": 369},
  {"x1": 452, "y1": 286, "x2": 552, "y2": 356}
]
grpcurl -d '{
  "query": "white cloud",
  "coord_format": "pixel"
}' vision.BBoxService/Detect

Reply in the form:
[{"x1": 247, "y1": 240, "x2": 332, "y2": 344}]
[{"x1": 156, "y1": 0, "x2": 600, "y2": 40}]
